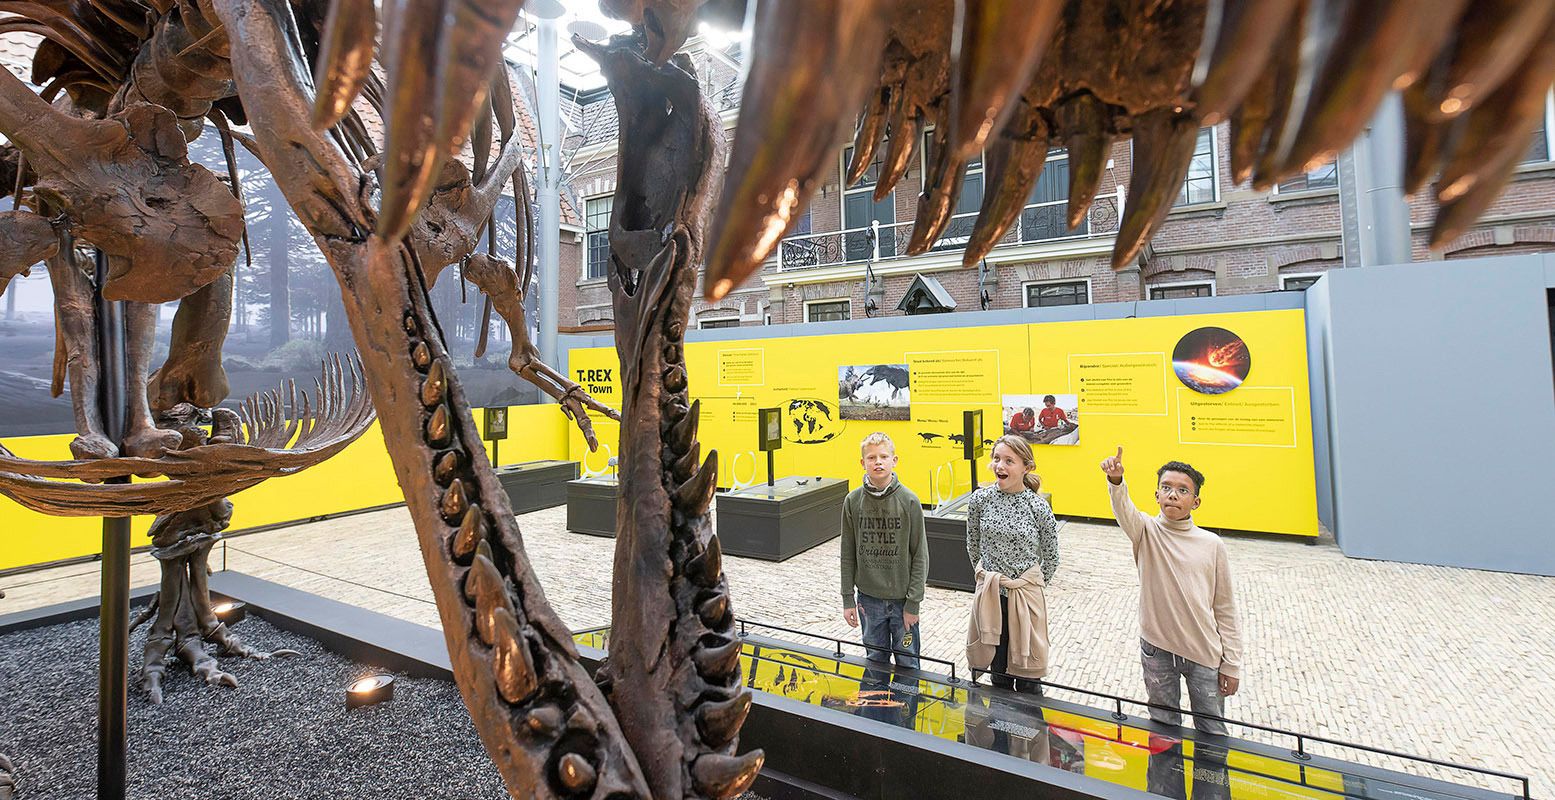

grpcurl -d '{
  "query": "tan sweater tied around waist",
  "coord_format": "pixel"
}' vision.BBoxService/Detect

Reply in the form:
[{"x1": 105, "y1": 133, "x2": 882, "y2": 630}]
[{"x1": 966, "y1": 565, "x2": 1049, "y2": 679}]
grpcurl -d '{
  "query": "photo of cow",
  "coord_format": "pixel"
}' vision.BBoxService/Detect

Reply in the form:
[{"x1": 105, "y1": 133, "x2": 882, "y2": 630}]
[{"x1": 838, "y1": 364, "x2": 911, "y2": 421}]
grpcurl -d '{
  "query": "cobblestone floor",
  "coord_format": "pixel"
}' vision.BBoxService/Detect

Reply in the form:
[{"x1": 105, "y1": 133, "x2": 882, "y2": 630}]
[{"x1": 5, "y1": 503, "x2": 1551, "y2": 798}]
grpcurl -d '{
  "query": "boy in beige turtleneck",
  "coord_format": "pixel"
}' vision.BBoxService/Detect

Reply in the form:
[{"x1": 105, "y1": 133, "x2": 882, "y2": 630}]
[{"x1": 1100, "y1": 446, "x2": 1242, "y2": 735}]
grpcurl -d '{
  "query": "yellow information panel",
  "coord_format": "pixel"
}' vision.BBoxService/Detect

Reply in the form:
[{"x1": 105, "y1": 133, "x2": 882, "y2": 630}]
[{"x1": 568, "y1": 310, "x2": 1318, "y2": 536}]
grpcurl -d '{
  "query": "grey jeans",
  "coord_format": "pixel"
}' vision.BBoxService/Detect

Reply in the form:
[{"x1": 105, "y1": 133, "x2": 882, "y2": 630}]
[{"x1": 1140, "y1": 638, "x2": 1228, "y2": 735}]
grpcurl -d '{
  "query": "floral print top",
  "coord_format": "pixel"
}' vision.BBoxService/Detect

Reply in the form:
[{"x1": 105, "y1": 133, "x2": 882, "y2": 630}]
[{"x1": 966, "y1": 486, "x2": 1059, "y2": 583}]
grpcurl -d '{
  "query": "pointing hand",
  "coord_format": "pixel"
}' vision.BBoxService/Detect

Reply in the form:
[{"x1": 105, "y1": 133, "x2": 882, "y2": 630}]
[{"x1": 1100, "y1": 446, "x2": 1125, "y2": 483}]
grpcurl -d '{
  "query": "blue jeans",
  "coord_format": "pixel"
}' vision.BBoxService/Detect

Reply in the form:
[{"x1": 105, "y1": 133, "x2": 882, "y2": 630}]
[{"x1": 855, "y1": 592, "x2": 920, "y2": 670}]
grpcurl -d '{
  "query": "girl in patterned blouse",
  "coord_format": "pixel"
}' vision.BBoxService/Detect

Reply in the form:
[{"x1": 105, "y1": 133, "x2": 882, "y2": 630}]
[{"x1": 967, "y1": 435, "x2": 1059, "y2": 692}]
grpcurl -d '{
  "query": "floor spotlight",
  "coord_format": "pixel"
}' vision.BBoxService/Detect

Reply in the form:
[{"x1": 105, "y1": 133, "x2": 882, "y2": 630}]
[
  {"x1": 211, "y1": 600, "x2": 247, "y2": 625},
  {"x1": 346, "y1": 674, "x2": 396, "y2": 709}
]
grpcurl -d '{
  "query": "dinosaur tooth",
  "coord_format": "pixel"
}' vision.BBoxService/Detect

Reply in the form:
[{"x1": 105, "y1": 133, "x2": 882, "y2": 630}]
[
  {"x1": 1435, "y1": 0, "x2": 1555, "y2": 120},
  {"x1": 701, "y1": 0, "x2": 895, "y2": 302},
  {"x1": 451, "y1": 505, "x2": 486, "y2": 563},
  {"x1": 1113, "y1": 109, "x2": 1201, "y2": 271},
  {"x1": 525, "y1": 705, "x2": 562, "y2": 736},
  {"x1": 874, "y1": 102, "x2": 921, "y2": 202},
  {"x1": 1434, "y1": 22, "x2": 1555, "y2": 206},
  {"x1": 1230, "y1": 65, "x2": 1277, "y2": 185},
  {"x1": 945, "y1": 0, "x2": 1060, "y2": 161},
  {"x1": 403, "y1": 314, "x2": 420, "y2": 336},
  {"x1": 421, "y1": 359, "x2": 447, "y2": 408},
  {"x1": 696, "y1": 691, "x2": 753, "y2": 748},
  {"x1": 556, "y1": 752, "x2": 597, "y2": 795},
  {"x1": 673, "y1": 441, "x2": 702, "y2": 484},
  {"x1": 432, "y1": 0, "x2": 526, "y2": 169},
  {"x1": 310, "y1": 0, "x2": 376, "y2": 128},
  {"x1": 465, "y1": 550, "x2": 517, "y2": 645},
  {"x1": 1431, "y1": 21, "x2": 1555, "y2": 245},
  {"x1": 663, "y1": 364, "x2": 687, "y2": 393},
  {"x1": 671, "y1": 450, "x2": 719, "y2": 513},
  {"x1": 411, "y1": 341, "x2": 432, "y2": 370},
  {"x1": 691, "y1": 750, "x2": 765, "y2": 799},
  {"x1": 694, "y1": 633, "x2": 742, "y2": 680},
  {"x1": 1191, "y1": 0, "x2": 1299, "y2": 125},
  {"x1": 426, "y1": 404, "x2": 452, "y2": 448},
  {"x1": 846, "y1": 85, "x2": 891, "y2": 188},
  {"x1": 1280, "y1": 1, "x2": 1457, "y2": 177},
  {"x1": 697, "y1": 591, "x2": 730, "y2": 628},
  {"x1": 963, "y1": 105, "x2": 1048, "y2": 268},
  {"x1": 377, "y1": 0, "x2": 446, "y2": 241},
  {"x1": 688, "y1": 534, "x2": 724, "y2": 588},
  {"x1": 1402, "y1": 77, "x2": 1449, "y2": 195},
  {"x1": 488, "y1": 606, "x2": 539, "y2": 704},
  {"x1": 434, "y1": 449, "x2": 462, "y2": 485},
  {"x1": 666, "y1": 399, "x2": 701, "y2": 455},
  {"x1": 907, "y1": 116, "x2": 967, "y2": 255},
  {"x1": 1055, "y1": 93, "x2": 1113, "y2": 230}
]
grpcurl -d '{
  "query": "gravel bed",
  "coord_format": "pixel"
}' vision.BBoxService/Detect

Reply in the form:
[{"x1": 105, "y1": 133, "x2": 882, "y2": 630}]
[{"x1": 0, "y1": 614, "x2": 766, "y2": 799}]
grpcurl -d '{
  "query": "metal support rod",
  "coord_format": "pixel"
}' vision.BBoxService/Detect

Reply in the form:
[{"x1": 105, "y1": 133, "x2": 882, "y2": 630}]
[
  {"x1": 93, "y1": 248, "x2": 129, "y2": 800},
  {"x1": 535, "y1": 13, "x2": 561, "y2": 377},
  {"x1": 766, "y1": 450, "x2": 774, "y2": 487}
]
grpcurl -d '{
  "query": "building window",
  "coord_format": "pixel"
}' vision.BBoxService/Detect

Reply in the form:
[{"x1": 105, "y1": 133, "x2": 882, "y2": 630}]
[
  {"x1": 805, "y1": 300, "x2": 850, "y2": 322},
  {"x1": 1024, "y1": 279, "x2": 1089, "y2": 307},
  {"x1": 1281, "y1": 274, "x2": 1322, "y2": 291},
  {"x1": 698, "y1": 317, "x2": 740, "y2": 329},
  {"x1": 1522, "y1": 90, "x2": 1552, "y2": 164},
  {"x1": 1149, "y1": 281, "x2": 1214, "y2": 299},
  {"x1": 1174, "y1": 128, "x2": 1217, "y2": 207},
  {"x1": 585, "y1": 196, "x2": 612, "y2": 280},
  {"x1": 841, "y1": 145, "x2": 896, "y2": 261},
  {"x1": 1022, "y1": 148, "x2": 1077, "y2": 241},
  {"x1": 1277, "y1": 160, "x2": 1338, "y2": 193}
]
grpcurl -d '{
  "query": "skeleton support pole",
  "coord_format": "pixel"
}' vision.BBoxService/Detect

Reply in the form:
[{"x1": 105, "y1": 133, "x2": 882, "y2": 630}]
[{"x1": 92, "y1": 248, "x2": 130, "y2": 800}]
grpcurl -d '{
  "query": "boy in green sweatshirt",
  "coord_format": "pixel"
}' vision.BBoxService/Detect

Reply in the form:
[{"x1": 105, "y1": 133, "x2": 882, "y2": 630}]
[{"x1": 841, "y1": 432, "x2": 929, "y2": 669}]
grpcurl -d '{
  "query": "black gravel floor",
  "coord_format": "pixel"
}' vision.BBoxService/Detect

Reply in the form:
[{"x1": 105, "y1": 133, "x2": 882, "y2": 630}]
[{"x1": 0, "y1": 614, "x2": 767, "y2": 799}]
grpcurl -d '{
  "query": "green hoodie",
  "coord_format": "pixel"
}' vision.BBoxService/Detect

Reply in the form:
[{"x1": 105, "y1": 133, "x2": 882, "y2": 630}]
[{"x1": 840, "y1": 473, "x2": 928, "y2": 614}]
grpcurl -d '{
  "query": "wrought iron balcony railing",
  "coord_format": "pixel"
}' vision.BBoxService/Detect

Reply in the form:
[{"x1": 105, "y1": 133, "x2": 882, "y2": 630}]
[{"x1": 777, "y1": 188, "x2": 1124, "y2": 272}]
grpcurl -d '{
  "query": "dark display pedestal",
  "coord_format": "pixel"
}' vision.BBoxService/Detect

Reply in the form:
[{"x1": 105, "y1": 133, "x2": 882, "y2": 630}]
[
  {"x1": 715, "y1": 476, "x2": 849, "y2": 561},
  {"x1": 566, "y1": 476, "x2": 618, "y2": 537},
  {"x1": 496, "y1": 460, "x2": 579, "y2": 514},
  {"x1": 926, "y1": 489, "x2": 1053, "y2": 592}
]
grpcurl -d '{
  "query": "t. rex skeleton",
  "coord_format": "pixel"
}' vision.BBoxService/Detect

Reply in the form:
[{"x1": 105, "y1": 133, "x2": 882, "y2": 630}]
[{"x1": 0, "y1": 0, "x2": 1547, "y2": 798}]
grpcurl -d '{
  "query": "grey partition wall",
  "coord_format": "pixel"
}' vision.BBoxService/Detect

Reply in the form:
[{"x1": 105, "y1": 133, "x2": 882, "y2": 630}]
[{"x1": 1313, "y1": 254, "x2": 1555, "y2": 576}]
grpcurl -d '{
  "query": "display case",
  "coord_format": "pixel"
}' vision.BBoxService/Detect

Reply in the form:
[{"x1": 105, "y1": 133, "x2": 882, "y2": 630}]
[
  {"x1": 495, "y1": 460, "x2": 579, "y2": 514},
  {"x1": 566, "y1": 475, "x2": 619, "y2": 537},
  {"x1": 714, "y1": 476, "x2": 849, "y2": 561}
]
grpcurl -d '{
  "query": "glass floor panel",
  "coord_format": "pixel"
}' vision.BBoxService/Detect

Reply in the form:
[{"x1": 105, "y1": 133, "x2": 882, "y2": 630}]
[{"x1": 572, "y1": 627, "x2": 1522, "y2": 800}]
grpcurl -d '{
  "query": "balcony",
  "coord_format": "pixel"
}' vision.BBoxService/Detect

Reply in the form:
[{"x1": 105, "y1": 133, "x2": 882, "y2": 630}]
[{"x1": 776, "y1": 188, "x2": 1123, "y2": 272}]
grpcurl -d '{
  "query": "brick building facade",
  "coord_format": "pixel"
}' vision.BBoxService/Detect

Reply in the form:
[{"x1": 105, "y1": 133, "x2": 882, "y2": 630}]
[{"x1": 559, "y1": 43, "x2": 1555, "y2": 330}]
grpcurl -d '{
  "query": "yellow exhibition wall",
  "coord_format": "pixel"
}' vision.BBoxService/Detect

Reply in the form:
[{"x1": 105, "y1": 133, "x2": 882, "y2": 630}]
[
  {"x1": 0, "y1": 404, "x2": 569, "y2": 571},
  {"x1": 568, "y1": 309, "x2": 1319, "y2": 537}
]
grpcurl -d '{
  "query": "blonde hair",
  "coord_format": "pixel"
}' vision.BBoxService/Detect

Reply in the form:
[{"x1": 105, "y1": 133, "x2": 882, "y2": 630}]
[
  {"x1": 992, "y1": 434, "x2": 1042, "y2": 493},
  {"x1": 859, "y1": 432, "x2": 895, "y2": 457}
]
